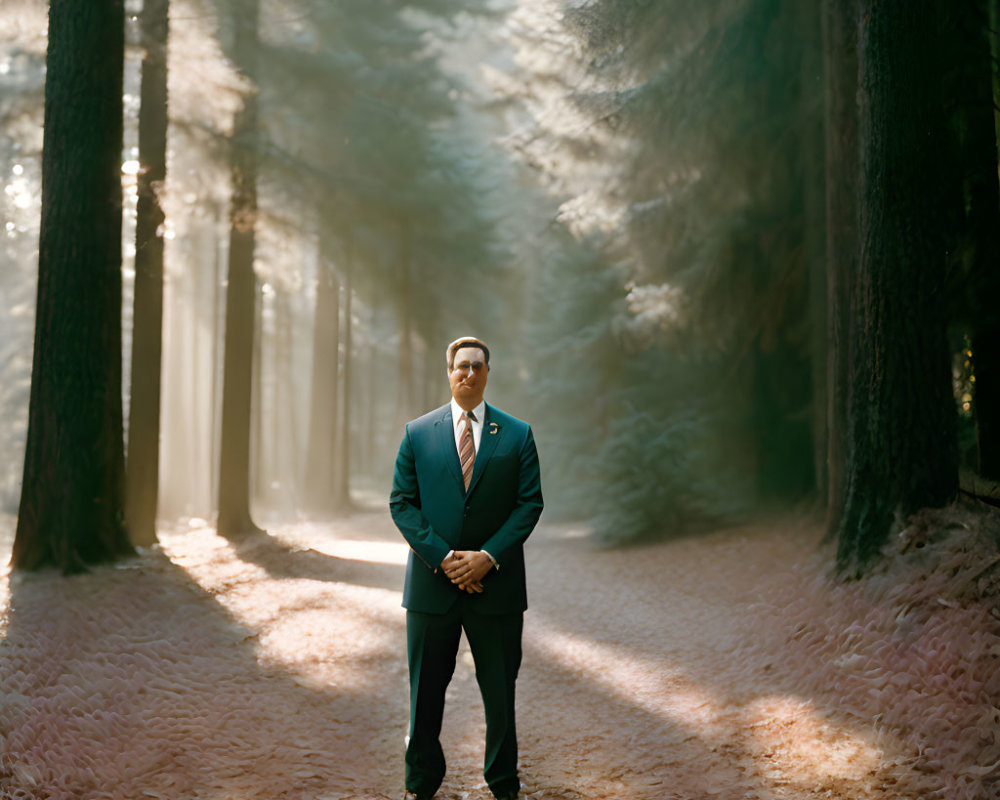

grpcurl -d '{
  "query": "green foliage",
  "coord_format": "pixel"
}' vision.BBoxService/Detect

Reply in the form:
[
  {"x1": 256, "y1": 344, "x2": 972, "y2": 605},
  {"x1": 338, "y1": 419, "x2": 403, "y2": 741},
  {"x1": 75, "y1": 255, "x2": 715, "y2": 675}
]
[
  {"x1": 570, "y1": 0, "x2": 811, "y2": 346},
  {"x1": 521, "y1": 230, "x2": 624, "y2": 520},
  {"x1": 588, "y1": 353, "x2": 755, "y2": 543},
  {"x1": 520, "y1": 219, "x2": 755, "y2": 542},
  {"x1": 504, "y1": 0, "x2": 820, "y2": 541},
  {"x1": 250, "y1": 0, "x2": 506, "y2": 343}
]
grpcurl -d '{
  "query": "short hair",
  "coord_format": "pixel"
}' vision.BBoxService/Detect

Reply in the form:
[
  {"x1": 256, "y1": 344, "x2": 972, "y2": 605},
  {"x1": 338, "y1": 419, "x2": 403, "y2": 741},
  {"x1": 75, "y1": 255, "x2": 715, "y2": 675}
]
[{"x1": 446, "y1": 336, "x2": 491, "y2": 371}]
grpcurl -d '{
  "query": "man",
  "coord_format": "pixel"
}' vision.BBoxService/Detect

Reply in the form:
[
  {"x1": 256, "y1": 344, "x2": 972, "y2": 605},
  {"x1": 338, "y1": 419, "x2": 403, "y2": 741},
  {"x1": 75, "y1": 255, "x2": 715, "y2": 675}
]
[{"x1": 390, "y1": 336, "x2": 543, "y2": 800}]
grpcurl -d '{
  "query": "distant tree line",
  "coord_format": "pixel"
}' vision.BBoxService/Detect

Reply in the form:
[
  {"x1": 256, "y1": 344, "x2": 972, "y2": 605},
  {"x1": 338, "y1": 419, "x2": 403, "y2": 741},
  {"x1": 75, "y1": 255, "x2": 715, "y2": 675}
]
[{"x1": 5, "y1": 0, "x2": 997, "y2": 575}]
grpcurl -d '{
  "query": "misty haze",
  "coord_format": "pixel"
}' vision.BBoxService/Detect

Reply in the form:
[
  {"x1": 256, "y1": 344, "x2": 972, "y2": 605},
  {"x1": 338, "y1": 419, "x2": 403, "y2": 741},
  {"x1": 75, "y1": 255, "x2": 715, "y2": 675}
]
[{"x1": 1, "y1": 1, "x2": 999, "y2": 799}]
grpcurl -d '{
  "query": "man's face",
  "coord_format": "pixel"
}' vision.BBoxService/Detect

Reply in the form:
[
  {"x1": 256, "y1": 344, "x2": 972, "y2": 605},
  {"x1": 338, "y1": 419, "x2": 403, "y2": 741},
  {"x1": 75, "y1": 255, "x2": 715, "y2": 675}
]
[{"x1": 448, "y1": 346, "x2": 489, "y2": 410}]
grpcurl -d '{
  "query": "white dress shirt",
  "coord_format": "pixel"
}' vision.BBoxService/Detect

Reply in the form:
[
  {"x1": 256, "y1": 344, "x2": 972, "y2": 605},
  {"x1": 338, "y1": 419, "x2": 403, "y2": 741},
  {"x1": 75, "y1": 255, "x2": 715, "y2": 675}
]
[
  {"x1": 451, "y1": 397, "x2": 485, "y2": 455},
  {"x1": 446, "y1": 397, "x2": 497, "y2": 569}
]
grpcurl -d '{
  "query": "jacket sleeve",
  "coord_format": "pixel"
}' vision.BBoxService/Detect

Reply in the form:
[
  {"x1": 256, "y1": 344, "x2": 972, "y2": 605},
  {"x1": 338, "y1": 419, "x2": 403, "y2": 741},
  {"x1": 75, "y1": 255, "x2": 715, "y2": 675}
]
[
  {"x1": 481, "y1": 426, "x2": 543, "y2": 565},
  {"x1": 389, "y1": 425, "x2": 452, "y2": 571}
]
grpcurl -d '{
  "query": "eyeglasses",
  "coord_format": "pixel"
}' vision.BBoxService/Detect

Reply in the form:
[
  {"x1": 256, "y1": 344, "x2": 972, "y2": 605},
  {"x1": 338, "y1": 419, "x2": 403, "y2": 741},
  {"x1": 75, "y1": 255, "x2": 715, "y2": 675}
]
[{"x1": 452, "y1": 361, "x2": 486, "y2": 374}]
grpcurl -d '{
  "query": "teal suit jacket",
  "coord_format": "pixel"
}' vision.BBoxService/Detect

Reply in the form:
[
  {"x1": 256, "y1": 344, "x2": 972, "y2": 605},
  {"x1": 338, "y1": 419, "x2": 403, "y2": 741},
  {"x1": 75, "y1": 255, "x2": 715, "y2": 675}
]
[{"x1": 390, "y1": 402, "x2": 543, "y2": 615}]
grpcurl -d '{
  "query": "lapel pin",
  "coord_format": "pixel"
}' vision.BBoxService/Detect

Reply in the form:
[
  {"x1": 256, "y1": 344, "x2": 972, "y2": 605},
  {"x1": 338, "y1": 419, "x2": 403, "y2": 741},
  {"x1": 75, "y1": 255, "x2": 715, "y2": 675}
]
[{"x1": 489, "y1": 422, "x2": 500, "y2": 435}]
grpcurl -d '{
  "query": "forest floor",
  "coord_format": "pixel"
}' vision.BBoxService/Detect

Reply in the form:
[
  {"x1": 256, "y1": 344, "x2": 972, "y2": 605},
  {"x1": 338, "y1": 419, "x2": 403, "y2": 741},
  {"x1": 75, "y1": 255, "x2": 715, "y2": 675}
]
[{"x1": 2, "y1": 502, "x2": 999, "y2": 800}]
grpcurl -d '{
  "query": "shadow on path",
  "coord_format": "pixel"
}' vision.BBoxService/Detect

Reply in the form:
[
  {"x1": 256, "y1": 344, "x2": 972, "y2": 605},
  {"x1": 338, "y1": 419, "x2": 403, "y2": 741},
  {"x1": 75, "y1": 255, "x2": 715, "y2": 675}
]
[{"x1": 0, "y1": 544, "x2": 405, "y2": 800}]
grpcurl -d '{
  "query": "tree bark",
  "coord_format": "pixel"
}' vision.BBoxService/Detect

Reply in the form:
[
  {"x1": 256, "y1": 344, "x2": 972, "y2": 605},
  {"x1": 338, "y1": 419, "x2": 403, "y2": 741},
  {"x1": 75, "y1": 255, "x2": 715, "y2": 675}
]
[
  {"x1": 126, "y1": 0, "x2": 169, "y2": 547},
  {"x1": 13, "y1": 0, "x2": 133, "y2": 571},
  {"x1": 838, "y1": 0, "x2": 958, "y2": 572},
  {"x1": 993, "y1": 0, "x2": 1000, "y2": 148},
  {"x1": 958, "y1": 0, "x2": 1000, "y2": 480},
  {"x1": 217, "y1": 0, "x2": 263, "y2": 538},
  {"x1": 822, "y1": 0, "x2": 859, "y2": 538}
]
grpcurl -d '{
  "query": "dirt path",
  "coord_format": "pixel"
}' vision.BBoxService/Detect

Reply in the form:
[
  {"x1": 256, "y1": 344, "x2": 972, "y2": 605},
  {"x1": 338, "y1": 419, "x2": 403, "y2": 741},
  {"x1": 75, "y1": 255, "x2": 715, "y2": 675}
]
[{"x1": 0, "y1": 511, "x2": 923, "y2": 799}]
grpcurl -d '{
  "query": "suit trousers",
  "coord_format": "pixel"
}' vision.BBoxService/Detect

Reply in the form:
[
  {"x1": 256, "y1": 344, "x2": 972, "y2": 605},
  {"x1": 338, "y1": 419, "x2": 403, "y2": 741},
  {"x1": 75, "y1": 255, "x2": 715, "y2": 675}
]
[{"x1": 405, "y1": 601, "x2": 523, "y2": 798}]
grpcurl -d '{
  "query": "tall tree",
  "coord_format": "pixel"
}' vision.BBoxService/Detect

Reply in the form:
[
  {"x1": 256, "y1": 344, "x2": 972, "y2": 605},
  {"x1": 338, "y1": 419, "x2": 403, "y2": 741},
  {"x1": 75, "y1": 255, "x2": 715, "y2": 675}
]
[
  {"x1": 333, "y1": 239, "x2": 354, "y2": 508},
  {"x1": 13, "y1": 0, "x2": 133, "y2": 571},
  {"x1": 394, "y1": 221, "x2": 416, "y2": 430},
  {"x1": 217, "y1": 0, "x2": 263, "y2": 537},
  {"x1": 126, "y1": 0, "x2": 169, "y2": 547},
  {"x1": 822, "y1": 0, "x2": 859, "y2": 537},
  {"x1": 951, "y1": 0, "x2": 1000, "y2": 481},
  {"x1": 837, "y1": 0, "x2": 958, "y2": 571},
  {"x1": 799, "y1": 0, "x2": 827, "y2": 502}
]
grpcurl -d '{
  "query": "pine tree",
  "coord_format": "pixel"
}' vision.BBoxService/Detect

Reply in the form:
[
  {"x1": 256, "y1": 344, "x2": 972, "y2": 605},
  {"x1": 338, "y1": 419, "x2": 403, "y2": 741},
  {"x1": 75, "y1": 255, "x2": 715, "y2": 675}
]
[
  {"x1": 821, "y1": 0, "x2": 858, "y2": 537},
  {"x1": 837, "y1": 0, "x2": 958, "y2": 572},
  {"x1": 217, "y1": 0, "x2": 265, "y2": 537},
  {"x1": 126, "y1": 0, "x2": 169, "y2": 546},
  {"x1": 13, "y1": 0, "x2": 133, "y2": 571}
]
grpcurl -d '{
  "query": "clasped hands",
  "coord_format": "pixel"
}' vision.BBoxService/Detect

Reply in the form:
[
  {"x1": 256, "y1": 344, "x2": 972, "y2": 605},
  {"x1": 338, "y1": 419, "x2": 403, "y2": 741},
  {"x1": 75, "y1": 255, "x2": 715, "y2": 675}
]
[{"x1": 441, "y1": 550, "x2": 493, "y2": 594}]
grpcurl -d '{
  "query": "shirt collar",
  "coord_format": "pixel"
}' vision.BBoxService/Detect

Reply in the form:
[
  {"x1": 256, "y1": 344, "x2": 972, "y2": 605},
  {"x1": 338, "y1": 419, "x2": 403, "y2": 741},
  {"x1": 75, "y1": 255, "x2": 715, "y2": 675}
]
[{"x1": 451, "y1": 397, "x2": 485, "y2": 428}]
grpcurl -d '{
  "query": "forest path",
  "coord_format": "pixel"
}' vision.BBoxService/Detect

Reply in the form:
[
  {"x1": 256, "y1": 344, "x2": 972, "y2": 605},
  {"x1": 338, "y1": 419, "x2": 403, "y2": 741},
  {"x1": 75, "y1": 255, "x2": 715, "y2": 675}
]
[{"x1": 1, "y1": 510, "x2": 906, "y2": 800}]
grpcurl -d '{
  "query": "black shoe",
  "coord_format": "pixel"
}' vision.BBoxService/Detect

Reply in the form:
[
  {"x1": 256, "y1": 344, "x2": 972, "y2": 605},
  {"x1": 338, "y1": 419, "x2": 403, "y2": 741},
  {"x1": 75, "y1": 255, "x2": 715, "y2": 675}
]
[{"x1": 493, "y1": 792, "x2": 519, "y2": 800}]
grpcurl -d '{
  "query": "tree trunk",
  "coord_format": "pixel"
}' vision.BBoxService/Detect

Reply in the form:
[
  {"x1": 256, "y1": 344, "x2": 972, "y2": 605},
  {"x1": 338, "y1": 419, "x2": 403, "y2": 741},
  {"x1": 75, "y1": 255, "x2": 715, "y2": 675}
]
[
  {"x1": 252, "y1": 273, "x2": 265, "y2": 499},
  {"x1": 993, "y1": 0, "x2": 1000, "y2": 148},
  {"x1": 430, "y1": 335, "x2": 445, "y2": 408},
  {"x1": 334, "y1": 242, "x2": 354, "y2": 508},
  {"x1": 395, "y1": 223, "x2": 415, "y2": 430},
  {"x1": 273, "y1": 285, "x2": 300, "y2": 511},
  {"x1": 837, "y1": 0, "x2": 958, "y2": 572},
  {"x1": 13, "y1": 0, "x2": 133, "y2": 571},
  {"x1": 304, "y1": 248, "x2": 340, "y2": 514},
  {"x1": 421, "y1": 327, "x2": 442, "y2": 412},
  {"x1": 217, "y1": 0, "x2": 263, "y2": 538},
  {"x1": 126, "y1": 0, "x2": 169, "y2": 547},
  {"x1": 365, "y1": 305, "x2": 378, "y2": 474},
  {"x1": 270, "y1": 289, "x2": 281, "y2": 500},
  {"x1": 958, "y1": 0, "x2": 1000, "y2": 480},
  {"x1": 799, "y1": 0, "x2": 828, "y2": 505},
  {"x1": 822, "y1": 0, "x2": 859, "y2": 538},
  {"x1": 210, "y1": 204, "x2": 223, "y2": 507},
  {"x1": 752, "y1": 335, "x2": 814, "y2": 502}
]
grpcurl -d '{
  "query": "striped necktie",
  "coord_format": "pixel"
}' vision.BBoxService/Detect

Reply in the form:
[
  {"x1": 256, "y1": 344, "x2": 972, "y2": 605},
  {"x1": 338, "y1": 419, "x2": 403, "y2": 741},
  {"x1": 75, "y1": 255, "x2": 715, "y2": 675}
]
[{"x1": 459, "y1": 410, "x2": 477, "y2": 491}]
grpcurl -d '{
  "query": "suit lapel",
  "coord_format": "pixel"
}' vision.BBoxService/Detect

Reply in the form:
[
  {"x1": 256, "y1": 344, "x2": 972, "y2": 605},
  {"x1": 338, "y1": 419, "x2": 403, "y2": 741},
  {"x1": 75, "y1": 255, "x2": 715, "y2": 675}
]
[
  {"x1": 467, "y1": 404, "x2": 502, "y2": 497},
  {"x1": 435, "y1": 405, "x2": 465, "y2": 490}
]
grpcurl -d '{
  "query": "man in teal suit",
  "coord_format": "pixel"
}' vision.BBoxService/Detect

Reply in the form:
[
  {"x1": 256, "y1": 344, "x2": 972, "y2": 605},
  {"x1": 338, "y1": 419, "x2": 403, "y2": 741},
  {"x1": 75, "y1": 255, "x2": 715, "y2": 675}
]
[{"x1": 390, "y1": 336, "x2": 543, "y2": 800}]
